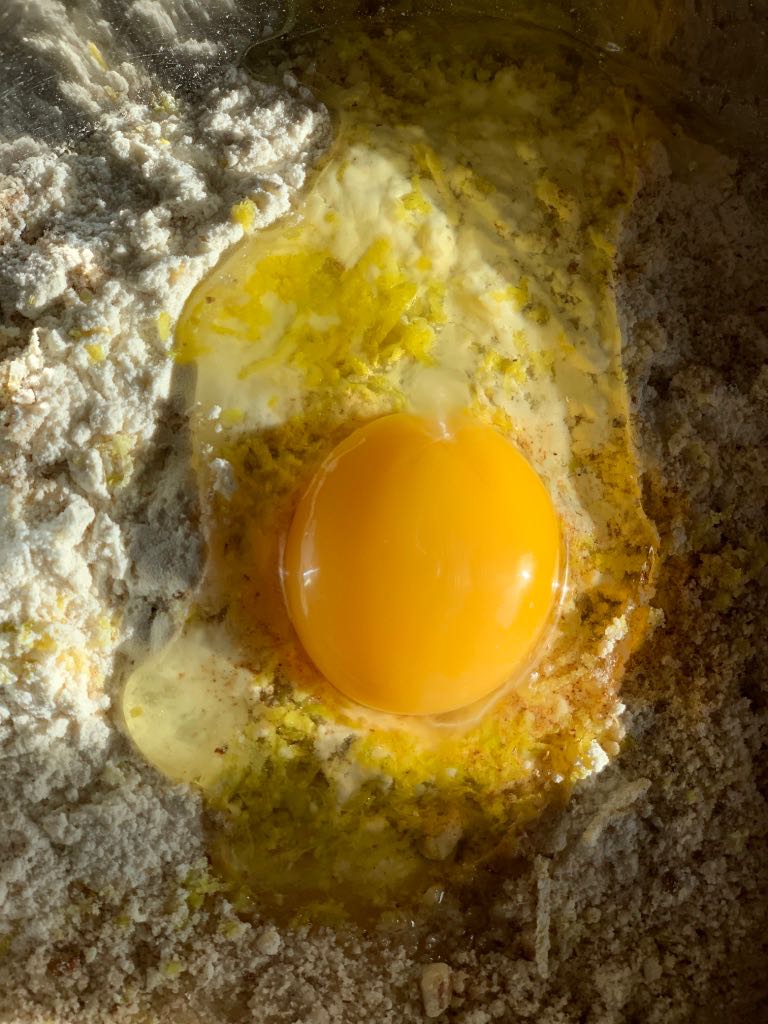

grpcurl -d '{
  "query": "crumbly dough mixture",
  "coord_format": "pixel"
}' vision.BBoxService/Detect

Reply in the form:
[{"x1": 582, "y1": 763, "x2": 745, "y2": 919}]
[{"x1": 1, "y1": 2, "x2": 766, "y2": 1023}]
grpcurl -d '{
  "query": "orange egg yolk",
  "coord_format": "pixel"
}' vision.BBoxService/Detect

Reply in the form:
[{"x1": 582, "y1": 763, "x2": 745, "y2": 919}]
[{"x1": 282, "y1": 413, "x2": 562, "y2": 716}]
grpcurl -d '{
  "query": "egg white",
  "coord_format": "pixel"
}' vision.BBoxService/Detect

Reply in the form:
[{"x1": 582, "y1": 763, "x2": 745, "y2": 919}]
[{"x1": 124, "y1": 22, "x2": 657, "y2": 918}]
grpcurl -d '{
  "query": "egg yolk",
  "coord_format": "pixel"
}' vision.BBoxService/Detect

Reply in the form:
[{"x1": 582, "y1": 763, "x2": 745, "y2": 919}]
[{"x1": 282, "y1": 413, "x2": 562, "y2": 716}]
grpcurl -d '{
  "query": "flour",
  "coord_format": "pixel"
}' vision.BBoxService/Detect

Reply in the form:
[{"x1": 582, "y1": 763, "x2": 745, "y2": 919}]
[
  {"x1": 0, "y1": 1, "x2": 329, "y2": 1012},
  {"x1": 1, "y1": 2, "x2": 767, "y2": 1023}
]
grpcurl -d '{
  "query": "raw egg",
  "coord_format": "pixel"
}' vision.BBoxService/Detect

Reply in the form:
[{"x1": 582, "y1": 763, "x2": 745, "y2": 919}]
[
  {"x1": 123, "y1": 19, "x2": 658, "y2": 919},
  {"x1": 283, "y1": 413, "x2": 562, "y2": 716}
]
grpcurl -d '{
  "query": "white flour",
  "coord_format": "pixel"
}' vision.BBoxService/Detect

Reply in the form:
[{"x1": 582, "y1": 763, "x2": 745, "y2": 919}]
[
  {"x1": 1, "y1": 3, "x2": 766, "y2": 1023},
  {"x1": 0, "y1": 2, "x2": 329, "y2": 1005}
]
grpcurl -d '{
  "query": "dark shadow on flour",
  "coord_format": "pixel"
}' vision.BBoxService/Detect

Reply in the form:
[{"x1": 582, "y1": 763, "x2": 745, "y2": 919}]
[{"x1": 108, "y1": 360, "x2": 204, "y2": 704}]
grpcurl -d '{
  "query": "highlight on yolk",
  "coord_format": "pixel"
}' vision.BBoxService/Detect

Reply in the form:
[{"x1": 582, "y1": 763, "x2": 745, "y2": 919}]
[{"x1": 282, "y1": 413, "x2": 563, "y2": 716}]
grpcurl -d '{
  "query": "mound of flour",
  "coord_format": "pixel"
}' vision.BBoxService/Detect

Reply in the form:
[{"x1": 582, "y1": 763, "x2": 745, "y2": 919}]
[
  {"x1": 0, "y1": 1, "x2": 330, "y2": 1014},
  {"x1": 1, "y1": 2, "x2": 766, "y2": 1023}
]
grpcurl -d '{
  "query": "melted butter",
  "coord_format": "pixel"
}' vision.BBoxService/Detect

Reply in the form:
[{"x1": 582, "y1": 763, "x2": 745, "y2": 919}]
[{"x1": 124, "y1": 18, "x2": 659, "y2": 922}]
